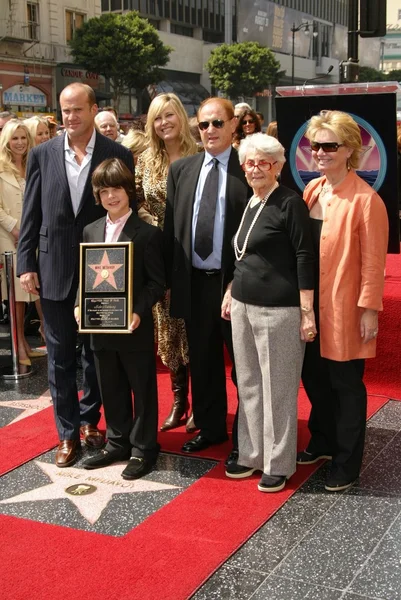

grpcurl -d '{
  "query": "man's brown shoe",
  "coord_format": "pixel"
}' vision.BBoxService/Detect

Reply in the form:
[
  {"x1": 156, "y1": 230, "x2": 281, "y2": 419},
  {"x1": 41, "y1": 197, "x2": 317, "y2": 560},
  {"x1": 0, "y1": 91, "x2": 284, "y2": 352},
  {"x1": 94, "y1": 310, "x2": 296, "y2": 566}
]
[
  {"x1": 55, "y1": 440, "x2": 80, "y2": 468},
  {"x1": 80, "y1": 425, "x2": 105, "y2": 449}
]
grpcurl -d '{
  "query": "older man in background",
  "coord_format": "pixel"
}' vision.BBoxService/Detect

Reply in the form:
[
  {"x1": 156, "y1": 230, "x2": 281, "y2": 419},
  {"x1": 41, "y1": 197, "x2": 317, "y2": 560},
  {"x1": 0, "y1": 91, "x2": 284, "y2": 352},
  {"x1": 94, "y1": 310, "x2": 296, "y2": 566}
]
[{"x1": 95, "y1": 110, "x2": 124, "y2": 142}]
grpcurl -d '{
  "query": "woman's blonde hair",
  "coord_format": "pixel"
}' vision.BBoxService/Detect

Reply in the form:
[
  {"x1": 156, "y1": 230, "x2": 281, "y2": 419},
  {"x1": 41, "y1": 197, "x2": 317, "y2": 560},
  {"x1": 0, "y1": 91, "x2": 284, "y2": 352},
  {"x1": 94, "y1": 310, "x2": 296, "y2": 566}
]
[
  {"x1": 145, "y1": 93, "x2": 197, "y2": 180},
  {"x1": 0, "y1": 118, "x2": 34, "y2": 174},
  {"x1": 23, "y1": 116, "x2": 50, "y2": 145},
  {"x1": 305, "y1": 110, "x2": 362, "y2": 170},
  {"x1": 122, "y1": 128, "x2": 148, "y2": 157}
]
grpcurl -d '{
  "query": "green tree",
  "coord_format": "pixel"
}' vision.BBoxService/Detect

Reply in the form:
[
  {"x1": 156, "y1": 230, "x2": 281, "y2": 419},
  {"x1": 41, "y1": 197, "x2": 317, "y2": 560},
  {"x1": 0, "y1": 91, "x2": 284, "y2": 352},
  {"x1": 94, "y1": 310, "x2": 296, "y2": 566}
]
[
  {"x1": 69, "y1": 12, "x2": 172, "y2": 111},
  {"x1": 358, "y1": 66, "x2": 386, "y2": 82},
  {"x1": 205, "y1": 42, "x2": 282, "y2": 99},
  {"x1": 385, "y1": 69, "x2": 401, "y2": 82}
]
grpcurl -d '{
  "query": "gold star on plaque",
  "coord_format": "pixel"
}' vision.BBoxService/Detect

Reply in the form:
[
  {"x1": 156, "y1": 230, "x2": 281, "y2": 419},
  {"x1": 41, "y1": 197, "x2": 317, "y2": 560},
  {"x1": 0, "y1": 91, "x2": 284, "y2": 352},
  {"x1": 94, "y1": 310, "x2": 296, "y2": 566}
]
[{"x1": 89, "y1": 251, "x2": 123, "y2": 290}]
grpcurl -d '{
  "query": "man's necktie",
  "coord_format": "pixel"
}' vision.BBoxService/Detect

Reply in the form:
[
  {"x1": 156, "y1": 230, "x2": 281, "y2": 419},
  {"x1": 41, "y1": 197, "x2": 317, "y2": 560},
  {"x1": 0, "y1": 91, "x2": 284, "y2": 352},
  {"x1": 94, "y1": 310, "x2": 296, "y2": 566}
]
[{"x1": 194, "y1": 158, "x2": 219, "y2": 261}]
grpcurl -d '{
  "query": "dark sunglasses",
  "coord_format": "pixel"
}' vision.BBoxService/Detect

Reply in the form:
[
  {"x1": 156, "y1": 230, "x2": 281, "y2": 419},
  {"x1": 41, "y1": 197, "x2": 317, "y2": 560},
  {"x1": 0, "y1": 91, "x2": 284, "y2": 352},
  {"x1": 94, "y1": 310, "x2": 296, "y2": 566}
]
[
  {"x1": 311, "y1": 141, "x2": 344, "y2": 153},
  {"x1": 198, "y1": 119, "x2": 227, "y2": 131},
  {"x1": 243, "y1": 119, "x2": 255, "y2": 125}
]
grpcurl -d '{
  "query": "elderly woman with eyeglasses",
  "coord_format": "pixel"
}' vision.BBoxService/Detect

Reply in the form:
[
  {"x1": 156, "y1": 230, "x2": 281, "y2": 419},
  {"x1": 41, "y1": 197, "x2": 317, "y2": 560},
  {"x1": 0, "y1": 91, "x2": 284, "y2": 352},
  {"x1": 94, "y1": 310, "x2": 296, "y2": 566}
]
[
  {"x1": 222, "y1": 133, "x2": 315, "y2": 492},
  {"x1": 296, "y1": 110, "x2": 388, "y2": 492}
]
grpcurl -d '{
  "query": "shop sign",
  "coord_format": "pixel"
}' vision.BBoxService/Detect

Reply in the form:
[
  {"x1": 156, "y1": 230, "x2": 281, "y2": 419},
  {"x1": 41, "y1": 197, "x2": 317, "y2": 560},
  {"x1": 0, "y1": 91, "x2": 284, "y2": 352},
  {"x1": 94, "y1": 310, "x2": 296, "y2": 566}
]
[{"x1": 3, "y1": 85, "x2": 47, "y2": 107}]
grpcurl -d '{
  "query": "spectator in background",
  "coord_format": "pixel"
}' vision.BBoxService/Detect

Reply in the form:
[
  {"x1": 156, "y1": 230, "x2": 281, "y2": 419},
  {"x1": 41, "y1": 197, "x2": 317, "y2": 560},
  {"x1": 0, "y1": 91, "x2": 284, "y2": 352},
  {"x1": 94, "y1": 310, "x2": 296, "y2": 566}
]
[
  {"x1": 45, "y1": 116, "x2": 58, "y2": 139},
  {"x1": 266, "y1": 121, "x2": 278, "y2": 139},
  {"x1": 24, "y1": 116, "x2": 50, "y2": 146},
  {"x1": 256, "y1": 112, "x2": 264, "y2": 128},
  {"x1": 101, "y1": 105, "x2": 118, "y2": 120},
  {"x1": 95, "y1": 110, "x2": 120, "y2": 142},
  {"x1": 0, "y1": 111, "x2": 17, "y2": 135},
  {"x1": 233, "y1": 108, "x2": 262, "y2": 150},
  {"x1": 0, "y1": 119, "x2": 37, "y2": 365},
  {"x1": 234, "y1": 103, "x2": 252, "y2": 119},
  {"x1": 189, "y1": 116, "x2": 203, "y2": 148},
  {"x1": 122, "y1": 128, "x2": 148, "y2": 164}
]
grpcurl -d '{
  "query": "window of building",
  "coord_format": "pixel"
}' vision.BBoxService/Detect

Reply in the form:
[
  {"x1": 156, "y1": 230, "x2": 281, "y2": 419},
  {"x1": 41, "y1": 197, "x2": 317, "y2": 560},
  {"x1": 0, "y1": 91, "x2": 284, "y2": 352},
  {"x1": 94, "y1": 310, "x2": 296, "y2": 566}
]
[
  {"x1": 66, "y1": 10, "x2": 86, "y2": 42},
  {"x1": 398, "y1": 9, "x2": 401, "y2": 20},
  {"x1": 27, "y1": 2, "x2": 39, "y2": 40},
  {"x1": 171, "y1": 23, "x2": 193, "y2": 36}
]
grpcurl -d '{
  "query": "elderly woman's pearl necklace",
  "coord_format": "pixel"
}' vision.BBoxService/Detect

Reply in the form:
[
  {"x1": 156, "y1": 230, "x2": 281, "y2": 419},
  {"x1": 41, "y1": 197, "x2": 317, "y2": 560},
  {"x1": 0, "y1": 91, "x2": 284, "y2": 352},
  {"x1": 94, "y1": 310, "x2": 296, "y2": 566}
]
[{"x1": 234, "y1": 182, "x2": 279, "y2": 261}]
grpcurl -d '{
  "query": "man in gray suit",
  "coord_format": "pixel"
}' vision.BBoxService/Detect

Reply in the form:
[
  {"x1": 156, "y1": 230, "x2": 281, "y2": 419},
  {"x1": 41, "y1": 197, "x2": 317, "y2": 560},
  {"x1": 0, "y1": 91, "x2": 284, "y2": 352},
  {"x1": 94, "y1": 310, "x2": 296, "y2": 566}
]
[{"x1": 17, "y1": 83, "x2": 134, "y2": 467}]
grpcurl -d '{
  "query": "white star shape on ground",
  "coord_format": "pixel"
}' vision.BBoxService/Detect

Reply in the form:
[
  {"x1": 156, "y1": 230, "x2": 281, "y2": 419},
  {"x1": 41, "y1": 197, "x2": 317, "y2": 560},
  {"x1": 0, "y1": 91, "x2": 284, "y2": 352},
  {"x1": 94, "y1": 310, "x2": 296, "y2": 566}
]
[
  {"x1": 0, "y1": 392, "x2": 52, "y2": 425},
  {"x1": 0, "y1": 461, "x2": 181, "y2": 524}
]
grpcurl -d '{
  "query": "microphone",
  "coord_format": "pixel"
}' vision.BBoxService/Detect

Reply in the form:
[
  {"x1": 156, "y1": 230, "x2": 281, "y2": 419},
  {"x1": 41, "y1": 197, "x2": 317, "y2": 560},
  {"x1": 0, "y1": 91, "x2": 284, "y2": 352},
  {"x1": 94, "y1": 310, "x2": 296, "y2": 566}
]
[{"x1": 302, "y1": 66, "x2": 334, "y2": 93}]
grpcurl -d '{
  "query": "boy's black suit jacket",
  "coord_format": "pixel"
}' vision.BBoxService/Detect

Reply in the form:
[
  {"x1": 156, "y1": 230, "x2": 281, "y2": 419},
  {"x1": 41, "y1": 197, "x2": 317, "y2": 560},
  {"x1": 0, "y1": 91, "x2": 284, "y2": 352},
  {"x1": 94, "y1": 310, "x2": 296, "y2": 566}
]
[{"x1": 82, "y1": 212, "x2": 165, "y2": 352}]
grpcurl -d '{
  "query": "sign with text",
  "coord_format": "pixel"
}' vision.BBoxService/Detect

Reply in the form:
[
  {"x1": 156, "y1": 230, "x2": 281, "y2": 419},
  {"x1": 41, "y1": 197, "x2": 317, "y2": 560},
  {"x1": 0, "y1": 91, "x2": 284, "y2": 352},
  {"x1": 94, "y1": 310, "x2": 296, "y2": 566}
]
[
  {"x1": 237, "y1": 1, "x2": 312, "y2": 58},
  {"x1": 78, "y1": 242, "x2": 134, "y2": 333},
  {"x1": 3, "y1": 85, "x2": 46, "y2": 107}
]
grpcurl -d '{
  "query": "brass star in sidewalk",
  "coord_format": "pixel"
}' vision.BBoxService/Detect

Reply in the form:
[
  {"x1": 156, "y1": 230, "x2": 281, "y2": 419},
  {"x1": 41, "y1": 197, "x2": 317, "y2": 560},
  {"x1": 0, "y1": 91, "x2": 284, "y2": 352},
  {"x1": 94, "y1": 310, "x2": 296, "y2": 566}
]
[
  {"x1": 0, "y1": 392, "x2": 52, "y2": 425},
  {"x1": 0, "y1": 461, "x2": 180, "y2": 525}
]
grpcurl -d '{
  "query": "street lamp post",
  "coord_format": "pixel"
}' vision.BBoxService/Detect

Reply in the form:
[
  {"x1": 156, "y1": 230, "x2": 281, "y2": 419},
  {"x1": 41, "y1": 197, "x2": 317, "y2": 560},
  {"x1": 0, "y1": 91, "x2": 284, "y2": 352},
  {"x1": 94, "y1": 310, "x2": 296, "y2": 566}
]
[{"x1": 291, "y1": 22, "x2": 311, "y2": 85}]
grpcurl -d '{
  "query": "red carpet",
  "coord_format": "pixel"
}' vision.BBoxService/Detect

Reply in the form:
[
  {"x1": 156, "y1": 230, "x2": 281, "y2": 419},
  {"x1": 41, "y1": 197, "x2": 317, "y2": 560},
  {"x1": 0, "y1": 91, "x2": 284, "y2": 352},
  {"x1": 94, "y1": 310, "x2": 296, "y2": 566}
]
[
  {"x1": 365, "y1": 252, "x2": 401, "y2": 398},
  {"x1": 0, "y1": 251, "x2": 399, "y2": 599},
  {"x1": 0, "y1": 384, "x2": 389, "y2": 600}
]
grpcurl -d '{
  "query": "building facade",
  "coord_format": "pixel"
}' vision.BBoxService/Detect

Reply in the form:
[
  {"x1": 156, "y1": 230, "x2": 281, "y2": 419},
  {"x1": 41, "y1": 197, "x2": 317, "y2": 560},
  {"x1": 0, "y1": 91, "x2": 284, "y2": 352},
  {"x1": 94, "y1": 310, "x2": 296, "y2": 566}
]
[
  {"x1": 0, "y1": 0, "x2": 106, "y2": 116},
  {"x1": 1, "y1": 0, "x2": 373, "y2": 119}
]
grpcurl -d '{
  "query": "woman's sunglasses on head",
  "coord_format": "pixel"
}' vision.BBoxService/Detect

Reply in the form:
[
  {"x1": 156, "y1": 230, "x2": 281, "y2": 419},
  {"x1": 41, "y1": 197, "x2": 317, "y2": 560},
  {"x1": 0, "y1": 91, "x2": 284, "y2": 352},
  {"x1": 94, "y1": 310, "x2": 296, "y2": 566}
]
[{"x1": 311, "y1": 141, "x2": 344, "y2": 153}]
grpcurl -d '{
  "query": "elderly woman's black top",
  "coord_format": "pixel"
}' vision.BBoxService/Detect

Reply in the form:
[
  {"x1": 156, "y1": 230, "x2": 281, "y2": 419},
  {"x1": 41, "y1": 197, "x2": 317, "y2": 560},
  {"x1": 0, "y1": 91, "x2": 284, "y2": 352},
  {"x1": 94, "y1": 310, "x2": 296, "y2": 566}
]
[{"x1": 231, "y1": 185, "x2": 314, "y2": 307}]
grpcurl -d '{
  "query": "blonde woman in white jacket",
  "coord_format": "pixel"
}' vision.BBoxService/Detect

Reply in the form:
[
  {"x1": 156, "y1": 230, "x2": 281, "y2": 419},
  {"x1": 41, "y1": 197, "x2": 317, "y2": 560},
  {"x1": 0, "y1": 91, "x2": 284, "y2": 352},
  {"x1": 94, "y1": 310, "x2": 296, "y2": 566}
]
[{"x1": 0, "y1": 119, "x2": 41, "y2": 365}]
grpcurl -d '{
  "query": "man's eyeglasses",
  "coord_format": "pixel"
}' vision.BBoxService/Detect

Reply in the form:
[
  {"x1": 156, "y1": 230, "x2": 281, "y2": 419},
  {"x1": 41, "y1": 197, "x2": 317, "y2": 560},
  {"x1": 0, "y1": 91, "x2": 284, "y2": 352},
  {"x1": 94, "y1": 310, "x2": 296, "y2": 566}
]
[
  {"x1": 243, "y1": 160, "x2": 277, "y2": 172},
  {"x1": 243, "y1": 119, "x2": 255, "y2": 126},
  {"x1": 198, "y1": 119, "x2": 228, "y2": 131},
  {"x1": 311, "y1": 141, "x2": 344, "y2": 153}
]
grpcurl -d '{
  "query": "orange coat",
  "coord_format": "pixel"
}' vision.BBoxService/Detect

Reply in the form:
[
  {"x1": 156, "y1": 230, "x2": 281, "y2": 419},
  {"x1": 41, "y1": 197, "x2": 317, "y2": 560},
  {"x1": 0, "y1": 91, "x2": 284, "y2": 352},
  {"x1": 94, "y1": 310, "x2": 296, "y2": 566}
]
[{"x1": 303, "y1": 171, "x2": 388, "y2": 361}]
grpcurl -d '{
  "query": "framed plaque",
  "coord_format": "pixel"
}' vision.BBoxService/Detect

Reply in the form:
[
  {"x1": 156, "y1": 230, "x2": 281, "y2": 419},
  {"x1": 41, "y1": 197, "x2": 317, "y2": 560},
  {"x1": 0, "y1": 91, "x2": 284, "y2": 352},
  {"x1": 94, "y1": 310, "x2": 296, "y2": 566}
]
[{"x1": 78, "y1": 242, "x2": 134, "y2": 334}]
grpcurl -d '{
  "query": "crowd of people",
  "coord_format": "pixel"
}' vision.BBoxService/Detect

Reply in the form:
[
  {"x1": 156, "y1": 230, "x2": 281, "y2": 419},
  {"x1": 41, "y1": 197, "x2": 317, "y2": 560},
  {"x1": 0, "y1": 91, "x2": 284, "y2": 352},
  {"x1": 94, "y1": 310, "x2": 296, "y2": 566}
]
[{"x1": 0, "y1": 87, "x2": 389, "y2": 493}]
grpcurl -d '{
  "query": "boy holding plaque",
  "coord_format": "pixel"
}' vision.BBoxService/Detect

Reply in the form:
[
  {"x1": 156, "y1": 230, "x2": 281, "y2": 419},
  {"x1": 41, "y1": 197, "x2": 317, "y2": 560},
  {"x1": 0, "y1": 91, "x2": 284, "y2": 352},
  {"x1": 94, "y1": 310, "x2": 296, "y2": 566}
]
[{"x1": 75, "y1": 158, "x2": 165, "y2": 480}]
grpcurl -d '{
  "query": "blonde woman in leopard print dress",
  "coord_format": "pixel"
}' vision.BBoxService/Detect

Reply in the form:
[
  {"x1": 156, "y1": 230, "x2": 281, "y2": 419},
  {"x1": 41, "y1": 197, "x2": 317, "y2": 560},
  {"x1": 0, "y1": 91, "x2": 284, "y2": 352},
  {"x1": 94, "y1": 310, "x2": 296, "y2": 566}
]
[{"x1": 136, "y1": 93, "x2": 198, "y2": 432}]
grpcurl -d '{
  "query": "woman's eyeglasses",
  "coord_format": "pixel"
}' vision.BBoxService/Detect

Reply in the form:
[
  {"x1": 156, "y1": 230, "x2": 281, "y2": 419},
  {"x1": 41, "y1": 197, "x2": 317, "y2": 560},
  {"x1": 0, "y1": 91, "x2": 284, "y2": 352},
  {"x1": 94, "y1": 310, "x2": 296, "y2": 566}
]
[
  {"x1": 198, "y1": 119, "x2": 227, "y2": 131},
  {"x1": 311, "y1": 141, "x2": 344, "y2": 153},
  {"x1": 243, "y1": 160, "x2": 277, "y2": 172},
  {"x1": 243, "y1": 119, "x2": 255, "y2": 125}
]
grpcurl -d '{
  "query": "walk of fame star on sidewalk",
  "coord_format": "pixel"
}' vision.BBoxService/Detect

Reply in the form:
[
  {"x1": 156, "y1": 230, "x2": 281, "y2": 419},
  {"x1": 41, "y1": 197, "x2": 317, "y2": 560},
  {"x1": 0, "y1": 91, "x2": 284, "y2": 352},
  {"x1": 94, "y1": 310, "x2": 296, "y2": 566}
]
[
  {"x1": 0, "y1": 461, "x2": 181, "y2": 524},
  {"x1": 0, "y1": 392, "x2": 52, "y2": 425}
]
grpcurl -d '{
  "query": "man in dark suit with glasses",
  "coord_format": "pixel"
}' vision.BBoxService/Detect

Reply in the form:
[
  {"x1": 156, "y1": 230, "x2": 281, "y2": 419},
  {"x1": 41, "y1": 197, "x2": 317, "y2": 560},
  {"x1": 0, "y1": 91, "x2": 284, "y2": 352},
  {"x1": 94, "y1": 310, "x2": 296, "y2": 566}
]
[{"x1": 164, "y1": 97, "x2": 251, "y2": 460}]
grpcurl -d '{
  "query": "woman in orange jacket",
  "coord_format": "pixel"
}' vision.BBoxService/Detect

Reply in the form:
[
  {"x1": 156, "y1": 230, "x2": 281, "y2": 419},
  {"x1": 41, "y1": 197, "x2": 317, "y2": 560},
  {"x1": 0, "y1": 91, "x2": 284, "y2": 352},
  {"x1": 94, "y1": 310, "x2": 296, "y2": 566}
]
[{"x1": 297, "y1": 110, "x2": 389, "y2": 492}]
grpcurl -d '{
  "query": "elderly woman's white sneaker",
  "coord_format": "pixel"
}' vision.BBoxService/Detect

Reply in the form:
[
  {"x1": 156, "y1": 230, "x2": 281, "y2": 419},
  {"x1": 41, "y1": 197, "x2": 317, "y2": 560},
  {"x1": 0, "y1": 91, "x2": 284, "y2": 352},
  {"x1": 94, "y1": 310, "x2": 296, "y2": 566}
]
[{"x1": 258, "y1": 474, "x2": 286, "y2": 492}]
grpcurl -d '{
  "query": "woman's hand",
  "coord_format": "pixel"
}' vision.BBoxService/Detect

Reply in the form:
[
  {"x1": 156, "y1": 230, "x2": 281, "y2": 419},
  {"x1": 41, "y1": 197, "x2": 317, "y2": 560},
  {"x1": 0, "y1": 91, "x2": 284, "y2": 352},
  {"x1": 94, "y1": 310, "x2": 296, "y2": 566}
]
[
  {"x1": 221, "y1": 284, "x2": 232, "y2": 321},
  {"x1": 360, "y1": 308, "x2": 378, "y2": 343},
  {"x1": 300, "y1": 310, "x2": 317, "y2": 342},
  {"x1": 74, "y1": 306, "x2": 80, "y2": 324},
  {"x1": 129, "y1": 313, "x2": 141, "y2": 331}
]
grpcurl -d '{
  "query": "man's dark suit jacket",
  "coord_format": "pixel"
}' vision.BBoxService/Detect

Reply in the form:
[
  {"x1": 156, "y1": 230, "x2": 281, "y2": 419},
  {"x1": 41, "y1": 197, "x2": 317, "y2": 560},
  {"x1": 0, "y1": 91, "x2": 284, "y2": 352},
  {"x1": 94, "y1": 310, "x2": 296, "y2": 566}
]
[
  {"x1": 164, "y1": 148, "x2": 250, "y2": 320},
  {"x1": 82, "y1": 212, "x2": 165, "y2": 352},
  {"x1": 16, "y1": 131, "x2": 134, "y2": 301}
]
